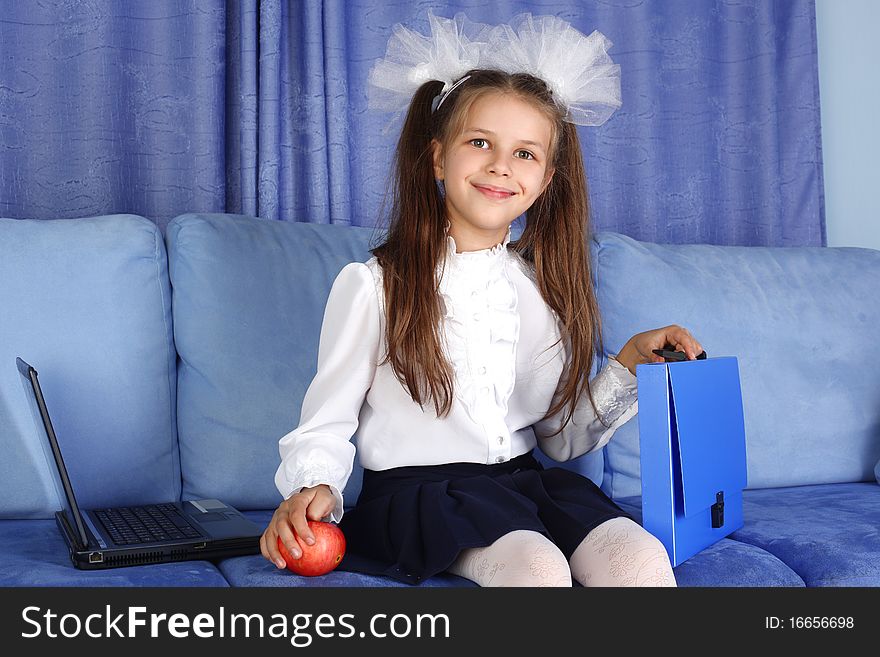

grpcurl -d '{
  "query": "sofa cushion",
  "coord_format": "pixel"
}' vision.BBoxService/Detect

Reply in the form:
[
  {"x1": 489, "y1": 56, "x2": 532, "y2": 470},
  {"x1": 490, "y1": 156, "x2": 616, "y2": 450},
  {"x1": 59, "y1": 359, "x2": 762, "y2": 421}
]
[
  {"x1": 0, "y1": 519, "x2": 228, "y2": 586},
  {"x1": 592, "y1": 232, "x2": 880, "y2": 499},
  {"x1": 166, "y1": 214, "x2": 377, "y2": 510},
  {"x1": 235, "y1": 508, "x2": 801, "y2": 587},
  {"x1": 613, "y1": 498, "x2": 805, "y2": 586},
  {"x1": 728, "y1": 483, "x2": 880, "y2": 586},
  {"x1": 0, "y1": 215, "x2": 180, "y2": 518},
  {"x1": 218, "y1": 511, "x2": 474, "y2": 587},
  {"x1": 219, "y1": 554, "x2": 473, "y2": 587}
]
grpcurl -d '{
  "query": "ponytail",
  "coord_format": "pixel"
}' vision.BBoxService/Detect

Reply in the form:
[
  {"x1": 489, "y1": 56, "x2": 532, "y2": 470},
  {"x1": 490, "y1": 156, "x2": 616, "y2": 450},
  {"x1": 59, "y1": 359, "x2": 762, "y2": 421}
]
[
  {"x1": 373, "y1": 80, "x2": 456, "y2": 416},
  {"x1": 515, "y1": 121, "x2": 608, "y2": 431}
]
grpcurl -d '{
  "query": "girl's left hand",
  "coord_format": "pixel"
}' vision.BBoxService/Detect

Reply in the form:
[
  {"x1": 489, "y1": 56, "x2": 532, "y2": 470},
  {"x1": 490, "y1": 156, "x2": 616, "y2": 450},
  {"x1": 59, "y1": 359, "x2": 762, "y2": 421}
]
[{"x1": 614, "y1": 325, "x2": 704, "y2": 376}]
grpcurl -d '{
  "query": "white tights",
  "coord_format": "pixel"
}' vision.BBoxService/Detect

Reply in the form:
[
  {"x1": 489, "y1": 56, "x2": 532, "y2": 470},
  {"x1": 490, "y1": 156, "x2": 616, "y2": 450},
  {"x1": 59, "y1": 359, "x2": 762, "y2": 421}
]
[{"x1": 446, "y1": 517, "x2": 676, "y2": 587}]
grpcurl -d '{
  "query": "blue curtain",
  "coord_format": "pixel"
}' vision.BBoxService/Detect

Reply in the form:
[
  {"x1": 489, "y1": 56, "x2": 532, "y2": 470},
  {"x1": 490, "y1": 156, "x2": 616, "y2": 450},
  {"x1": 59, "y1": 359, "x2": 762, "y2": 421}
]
[
  {"x1": 0, "y1": 0, "x2": 824, "y2": 246},
  {"x1": 0, "y1": 1, "x2": 227, "y2": 235}
]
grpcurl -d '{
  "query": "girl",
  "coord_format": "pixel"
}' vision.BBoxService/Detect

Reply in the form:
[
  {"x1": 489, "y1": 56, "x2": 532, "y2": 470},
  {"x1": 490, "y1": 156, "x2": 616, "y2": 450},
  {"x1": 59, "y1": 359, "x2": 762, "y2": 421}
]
[{"x1": 261, "y1": 15, "x2": 703, "y2": 587}]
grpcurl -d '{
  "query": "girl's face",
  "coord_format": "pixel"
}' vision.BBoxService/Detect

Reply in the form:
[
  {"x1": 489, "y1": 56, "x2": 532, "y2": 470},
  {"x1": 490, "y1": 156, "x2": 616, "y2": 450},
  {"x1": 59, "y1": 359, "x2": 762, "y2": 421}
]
[{"x1": 432, "y1": 91, "x2": 554, "y2": 250}]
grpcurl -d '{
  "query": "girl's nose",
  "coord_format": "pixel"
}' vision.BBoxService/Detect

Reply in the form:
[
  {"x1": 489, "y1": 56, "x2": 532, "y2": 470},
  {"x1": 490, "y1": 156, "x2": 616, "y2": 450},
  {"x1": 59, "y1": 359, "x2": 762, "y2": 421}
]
[{"x1": 487, "y1": 153, "x2": 512, "y2": 176}]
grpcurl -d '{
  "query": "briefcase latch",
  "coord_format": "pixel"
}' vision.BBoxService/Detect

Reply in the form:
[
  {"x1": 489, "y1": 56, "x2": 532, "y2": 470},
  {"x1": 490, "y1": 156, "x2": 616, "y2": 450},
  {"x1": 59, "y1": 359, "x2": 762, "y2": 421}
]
[{"x1": 711, "y1": 491, "x2": 724, "y2": 528}]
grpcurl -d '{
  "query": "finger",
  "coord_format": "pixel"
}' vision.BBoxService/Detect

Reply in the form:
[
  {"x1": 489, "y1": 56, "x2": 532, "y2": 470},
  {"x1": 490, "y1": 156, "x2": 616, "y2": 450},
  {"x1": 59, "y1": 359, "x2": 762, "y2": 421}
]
[
  {"x1": 664, "y1": 324, "x2": 685, "y2": 344},
  {"x1": 305, "y1": 496, "x2": 335, "y2": 524},
  {"x1": 683, "y1": 338, "x2": 703, "y2": 359},
  {"x1": 299, "y1": 510, "x2": 318, "y2": 545},
  {"x1": 263, "y1": 526, "x2": 287, "y2": 569},
  {"x1": 673, "y1": 328, "x2": 701, "y2": 360},
  {"x1": 277, "y1": 515, "x2": 303, "y2": 561},
  {"x1": 665, "y1": 326, "x2": 692, "y2": 357},
  {"x1": 674, "y1": 341, "x2": 691, "y2": 359},
  {"x1": 287, "y1": 506, "x2": 313, "y2": 552}
]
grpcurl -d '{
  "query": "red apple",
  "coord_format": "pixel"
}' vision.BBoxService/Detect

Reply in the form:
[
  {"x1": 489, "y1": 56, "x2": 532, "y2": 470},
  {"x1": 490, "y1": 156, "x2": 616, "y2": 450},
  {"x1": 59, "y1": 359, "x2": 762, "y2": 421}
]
[{"x1": 277, "y1": 521, "x2": 346, "y2": 576}]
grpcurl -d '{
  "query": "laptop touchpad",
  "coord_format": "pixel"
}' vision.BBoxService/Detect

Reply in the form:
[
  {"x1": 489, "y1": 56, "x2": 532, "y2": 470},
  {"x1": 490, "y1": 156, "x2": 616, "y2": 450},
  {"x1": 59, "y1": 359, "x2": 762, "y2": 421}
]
[{"x1": 197, "y1": 512, "x2": 227, "y2": 522}]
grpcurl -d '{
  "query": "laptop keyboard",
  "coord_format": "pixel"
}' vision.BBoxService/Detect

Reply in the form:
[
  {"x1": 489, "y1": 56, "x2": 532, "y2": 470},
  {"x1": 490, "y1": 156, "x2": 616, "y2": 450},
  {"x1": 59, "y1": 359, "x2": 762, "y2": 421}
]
[{"x1": 95, "y1": 503, "x2": 202, "y2": 545}]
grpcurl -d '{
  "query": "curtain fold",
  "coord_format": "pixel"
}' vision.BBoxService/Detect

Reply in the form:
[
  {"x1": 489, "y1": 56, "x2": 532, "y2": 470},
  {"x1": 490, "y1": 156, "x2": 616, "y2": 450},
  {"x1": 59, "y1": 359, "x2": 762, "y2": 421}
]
[
  {"x1": 0, "y1": 0, "x2": 227, "y2": 235},
  {"x1": 0, "y1": 0, "x2": 824, "y2": 246}
]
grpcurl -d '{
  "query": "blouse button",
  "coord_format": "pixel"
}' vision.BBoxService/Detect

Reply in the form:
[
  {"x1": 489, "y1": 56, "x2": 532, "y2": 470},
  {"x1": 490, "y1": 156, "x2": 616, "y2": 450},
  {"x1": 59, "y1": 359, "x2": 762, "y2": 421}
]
[
  {"x1": 478, "y1": 366, "x2": 487, "y2": 375},
  {"x1": 498, "y1": 436, "x2": 504, "y2": 444},
  {"x1": 495, "y1": 456, "x2": 505, "y2": 463}
]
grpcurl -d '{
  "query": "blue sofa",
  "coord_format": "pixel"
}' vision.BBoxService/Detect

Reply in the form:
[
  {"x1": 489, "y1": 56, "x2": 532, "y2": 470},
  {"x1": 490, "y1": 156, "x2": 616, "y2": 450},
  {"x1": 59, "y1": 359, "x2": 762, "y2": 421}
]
[{"x1": 1, "y1": 212, "x2": 878, "y2": 587}]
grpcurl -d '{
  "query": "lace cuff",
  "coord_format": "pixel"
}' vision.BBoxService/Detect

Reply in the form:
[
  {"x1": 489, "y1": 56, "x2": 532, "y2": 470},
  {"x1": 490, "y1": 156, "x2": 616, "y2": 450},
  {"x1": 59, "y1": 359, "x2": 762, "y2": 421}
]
[
  {"x1": 593, "y1": 354, "x2": 638, "y2": 426},
  {"x1": 534, "y1": 353, "x2": 639, "y2": 461},
  {"x1": 282, "y1": 461, "x2": 348, "y2": 523}
]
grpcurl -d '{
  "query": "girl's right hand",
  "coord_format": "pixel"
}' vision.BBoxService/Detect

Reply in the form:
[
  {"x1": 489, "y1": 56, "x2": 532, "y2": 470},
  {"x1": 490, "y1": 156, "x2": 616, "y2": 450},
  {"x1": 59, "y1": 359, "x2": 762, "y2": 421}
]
[{"x1": 260, "y1": 484, "x2": 337, "y2": 569}]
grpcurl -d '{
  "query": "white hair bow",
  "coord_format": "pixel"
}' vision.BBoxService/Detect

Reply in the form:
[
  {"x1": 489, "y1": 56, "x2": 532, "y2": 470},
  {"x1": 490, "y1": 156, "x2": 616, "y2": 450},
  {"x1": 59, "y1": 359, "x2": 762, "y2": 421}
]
[{"x1": 367, "y1": 11, "x2": 622, "y2": 127}]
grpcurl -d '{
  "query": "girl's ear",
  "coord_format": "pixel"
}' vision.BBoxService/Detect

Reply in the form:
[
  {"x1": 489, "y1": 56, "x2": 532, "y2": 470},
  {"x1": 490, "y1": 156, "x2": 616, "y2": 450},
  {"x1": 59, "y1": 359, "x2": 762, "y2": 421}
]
[{"x1": 431, "y1": 139, "x2": 444, "y2": 181}]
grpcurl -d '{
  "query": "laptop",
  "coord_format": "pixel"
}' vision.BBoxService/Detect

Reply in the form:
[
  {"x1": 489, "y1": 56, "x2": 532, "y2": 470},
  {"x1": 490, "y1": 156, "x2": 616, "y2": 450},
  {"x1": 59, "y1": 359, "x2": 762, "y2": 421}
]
[{"x1": 16, "y1": 357, "x2": 263, "y2": 570}]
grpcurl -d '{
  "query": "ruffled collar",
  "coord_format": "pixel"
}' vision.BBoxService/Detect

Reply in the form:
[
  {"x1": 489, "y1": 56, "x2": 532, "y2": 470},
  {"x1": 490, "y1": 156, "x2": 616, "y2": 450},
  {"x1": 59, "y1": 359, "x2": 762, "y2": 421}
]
[{"x1": 445, "y1": 226, "x2": 512, "y2": 260}]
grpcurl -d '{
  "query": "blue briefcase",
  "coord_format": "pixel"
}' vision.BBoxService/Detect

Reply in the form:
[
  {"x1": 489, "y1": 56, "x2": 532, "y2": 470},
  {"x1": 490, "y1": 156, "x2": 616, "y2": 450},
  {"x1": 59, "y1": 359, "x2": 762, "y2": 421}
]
[{"x1": 636, "y1": 356, "x2": 748, "y2": 566}]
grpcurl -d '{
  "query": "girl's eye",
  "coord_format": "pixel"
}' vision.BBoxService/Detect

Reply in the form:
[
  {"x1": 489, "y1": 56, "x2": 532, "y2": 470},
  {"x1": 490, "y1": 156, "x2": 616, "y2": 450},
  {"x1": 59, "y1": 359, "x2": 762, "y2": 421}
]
[
  {"x1": 515, "y1": 150, "x2": 535, "y2": 160},
  {"x1": 470, "y1": 138, "x2": 489, "y2": 149}
]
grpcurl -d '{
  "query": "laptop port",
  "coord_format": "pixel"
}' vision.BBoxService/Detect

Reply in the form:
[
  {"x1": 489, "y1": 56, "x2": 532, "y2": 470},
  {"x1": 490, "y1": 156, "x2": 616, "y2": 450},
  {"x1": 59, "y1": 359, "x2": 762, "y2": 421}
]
[
  {"x1": 89, "y1": 552, "x2": 104, "y2": 564},
  {"x1": 194, "y1": 542, "x2": 206, "y2": 550}
]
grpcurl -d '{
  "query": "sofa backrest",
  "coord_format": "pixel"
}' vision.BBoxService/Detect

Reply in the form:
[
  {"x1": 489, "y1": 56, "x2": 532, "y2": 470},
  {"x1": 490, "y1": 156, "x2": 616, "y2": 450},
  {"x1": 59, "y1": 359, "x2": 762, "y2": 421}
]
[
  {"x1": 593, "y1": 231, "x2": 880, "y2": 500},
  {"x1": 166, "y1": 214, "x2": 378, "y2": 510},
  {"x1": 0, "y1": 215, "x2": 180, "y2": 518},
  {"x1": 165, "y1": 213, "x2": 606, "y2": 511},
  {"x1": 7, "y1": 214, "x2": 870, "y2": 518}
]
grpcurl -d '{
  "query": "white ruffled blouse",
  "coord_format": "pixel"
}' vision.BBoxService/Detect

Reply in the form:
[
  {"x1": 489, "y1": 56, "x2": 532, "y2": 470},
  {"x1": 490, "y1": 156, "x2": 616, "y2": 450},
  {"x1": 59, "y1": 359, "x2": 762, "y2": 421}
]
[{"x1": 275, "y1": 232, "x2": 639, "y2": 522}]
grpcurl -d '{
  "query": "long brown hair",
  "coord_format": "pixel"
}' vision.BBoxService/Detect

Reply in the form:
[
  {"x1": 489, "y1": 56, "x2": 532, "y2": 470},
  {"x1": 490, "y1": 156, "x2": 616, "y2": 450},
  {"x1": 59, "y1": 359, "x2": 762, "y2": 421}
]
[{"x1": 372, "y1": 69, "x2": 608, "y2": 432}]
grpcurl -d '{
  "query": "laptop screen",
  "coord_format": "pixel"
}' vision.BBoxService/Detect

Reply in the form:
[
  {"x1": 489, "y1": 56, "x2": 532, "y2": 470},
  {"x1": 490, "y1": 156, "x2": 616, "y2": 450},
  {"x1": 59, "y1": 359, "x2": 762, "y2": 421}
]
[{"x1": 16, "y1": 357, "x2": 91, "y2": 550}]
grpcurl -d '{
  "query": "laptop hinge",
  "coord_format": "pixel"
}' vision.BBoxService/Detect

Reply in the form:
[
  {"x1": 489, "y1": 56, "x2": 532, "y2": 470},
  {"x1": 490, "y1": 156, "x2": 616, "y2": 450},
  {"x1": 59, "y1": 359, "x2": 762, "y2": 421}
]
[{"x1": 57, "y1": 510, "x2": 87, "y2": 550}]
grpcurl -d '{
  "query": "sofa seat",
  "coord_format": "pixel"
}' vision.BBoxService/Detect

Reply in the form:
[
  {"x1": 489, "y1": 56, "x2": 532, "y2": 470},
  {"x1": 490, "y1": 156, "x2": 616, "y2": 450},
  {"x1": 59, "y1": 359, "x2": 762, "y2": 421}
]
[
  {"x1": 617, "y1": 482, "x2": 880, "y2": 586},
  {"x1": 599, "y1": 500, "x2": 806, "y2": 586},
  {"x1": 225, "y1": 511, "x2": 803, "y2": 587},
  {"x1": 217, "y1": 511, "x2": 475, "y2": 587},
  {"x1": 731, "y1": 483, "x2": 880, "y2": 586},
  {"x1": 0, "y1": 519, "x2": 230, "y2": 587}
]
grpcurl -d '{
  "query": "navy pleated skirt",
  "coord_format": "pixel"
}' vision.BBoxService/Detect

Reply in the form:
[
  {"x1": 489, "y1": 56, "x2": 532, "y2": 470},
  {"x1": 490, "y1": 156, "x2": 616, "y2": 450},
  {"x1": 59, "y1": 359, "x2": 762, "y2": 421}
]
[{"x1": 336, "y1": 450, "x2": 634, "y2": 585}]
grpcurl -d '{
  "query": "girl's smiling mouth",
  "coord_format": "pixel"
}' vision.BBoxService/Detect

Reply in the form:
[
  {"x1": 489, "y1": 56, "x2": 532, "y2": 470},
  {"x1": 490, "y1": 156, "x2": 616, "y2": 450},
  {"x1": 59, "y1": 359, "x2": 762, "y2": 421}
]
[{"x1": 472, "y1": 183, "x2": 516, "y2": 199}]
